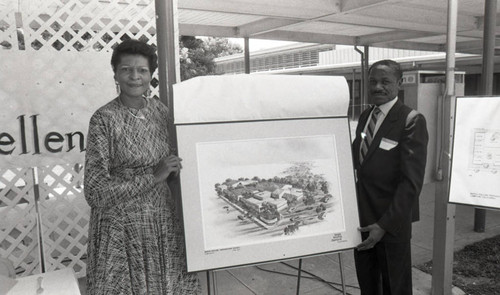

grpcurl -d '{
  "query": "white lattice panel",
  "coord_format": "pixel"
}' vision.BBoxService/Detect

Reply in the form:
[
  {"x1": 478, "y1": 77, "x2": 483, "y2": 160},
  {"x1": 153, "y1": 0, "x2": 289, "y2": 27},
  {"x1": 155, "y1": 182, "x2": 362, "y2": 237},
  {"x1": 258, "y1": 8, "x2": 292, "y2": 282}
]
[
  {"x1": 1, "y1": 0, "x2": 160, "y2": 280},
  {"x1": 0, "y1": 167, "x2": 42, "y2": 277},
  {"x1": 0, "y1": 1, "x2": 19, "y2": 50},
  {"x1": 1, "y1": 0, "x2": 156, "y2": 51},
  {"x1": 1, "y1": 0, "x2": 159, "y2": 95},
  {"x1": 37, "y1": 163, "x2": 89, "y2": 278}
]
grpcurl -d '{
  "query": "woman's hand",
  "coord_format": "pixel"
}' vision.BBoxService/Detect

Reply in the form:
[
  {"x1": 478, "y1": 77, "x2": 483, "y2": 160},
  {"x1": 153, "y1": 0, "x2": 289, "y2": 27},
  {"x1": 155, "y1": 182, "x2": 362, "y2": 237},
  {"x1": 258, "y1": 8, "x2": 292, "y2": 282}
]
[{"x1": 153, "y1": 155, "x2": 183, "y2": 184}]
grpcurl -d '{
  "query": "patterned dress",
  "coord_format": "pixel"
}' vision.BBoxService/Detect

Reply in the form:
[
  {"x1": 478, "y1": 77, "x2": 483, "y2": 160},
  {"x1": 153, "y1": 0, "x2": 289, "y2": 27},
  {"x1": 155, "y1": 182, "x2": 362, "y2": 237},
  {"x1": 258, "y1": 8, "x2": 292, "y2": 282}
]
[{"x1": 84, "y1": 97, "x2": 200, "y2": 295}]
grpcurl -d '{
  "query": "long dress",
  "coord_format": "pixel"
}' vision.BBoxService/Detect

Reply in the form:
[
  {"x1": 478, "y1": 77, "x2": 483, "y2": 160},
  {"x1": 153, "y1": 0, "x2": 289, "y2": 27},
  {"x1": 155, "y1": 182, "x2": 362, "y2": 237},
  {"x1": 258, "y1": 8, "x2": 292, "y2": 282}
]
[{"x1": 84, "y1": 96, "x2": 200, "y2": 294}]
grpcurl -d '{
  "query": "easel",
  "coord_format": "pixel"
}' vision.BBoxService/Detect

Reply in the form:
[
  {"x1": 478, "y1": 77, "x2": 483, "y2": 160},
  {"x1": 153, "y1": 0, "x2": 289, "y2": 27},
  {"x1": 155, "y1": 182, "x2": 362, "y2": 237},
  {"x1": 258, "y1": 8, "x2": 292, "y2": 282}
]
[{"x1": 205, "y1": 252, "x2": 348, "y2": 295}]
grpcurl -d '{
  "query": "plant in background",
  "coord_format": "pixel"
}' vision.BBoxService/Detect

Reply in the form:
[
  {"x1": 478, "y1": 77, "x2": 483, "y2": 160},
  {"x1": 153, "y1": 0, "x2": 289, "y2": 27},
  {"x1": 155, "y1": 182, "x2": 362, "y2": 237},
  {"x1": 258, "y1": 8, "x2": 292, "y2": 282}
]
[{"x1": 179, "y1": 36, "x2": 242, "y2": 81}]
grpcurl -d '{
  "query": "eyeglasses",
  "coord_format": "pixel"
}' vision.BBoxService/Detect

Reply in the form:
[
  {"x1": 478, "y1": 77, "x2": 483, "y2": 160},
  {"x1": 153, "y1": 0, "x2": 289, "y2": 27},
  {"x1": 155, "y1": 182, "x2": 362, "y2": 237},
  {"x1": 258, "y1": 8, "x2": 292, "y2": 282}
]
[{"x1": 117, "y1": 66, "x2": 150, "y2": 75}]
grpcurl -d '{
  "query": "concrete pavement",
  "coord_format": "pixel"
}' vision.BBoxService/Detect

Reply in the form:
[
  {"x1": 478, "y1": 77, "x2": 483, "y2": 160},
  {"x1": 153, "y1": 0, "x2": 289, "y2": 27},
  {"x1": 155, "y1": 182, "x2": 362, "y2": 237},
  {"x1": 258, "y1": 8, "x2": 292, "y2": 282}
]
[
  {"x1": 195, "y1": 181, "x2": 500, "y2": 295},
  {"x1": 77, "y1": 181, "x2": 500, "y2": 294}
]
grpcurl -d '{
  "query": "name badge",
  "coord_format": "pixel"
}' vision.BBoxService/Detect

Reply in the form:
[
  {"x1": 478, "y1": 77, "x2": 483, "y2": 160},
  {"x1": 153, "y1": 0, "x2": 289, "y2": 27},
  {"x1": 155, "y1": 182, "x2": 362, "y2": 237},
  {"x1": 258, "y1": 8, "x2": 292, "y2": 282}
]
[{"x1": 379, "y1": 138, "x2": 398, "y2": 150}]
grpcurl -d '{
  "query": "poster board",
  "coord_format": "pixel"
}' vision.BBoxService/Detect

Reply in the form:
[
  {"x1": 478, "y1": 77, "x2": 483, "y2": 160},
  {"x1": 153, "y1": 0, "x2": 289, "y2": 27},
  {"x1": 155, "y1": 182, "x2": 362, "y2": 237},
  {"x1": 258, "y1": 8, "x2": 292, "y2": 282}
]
[
  {"x1": 174, "y1": 75, "x2": 361, "y2": 272},
  {"x1": 449, "y1": 96, "x2": 500, "y2": 209}
]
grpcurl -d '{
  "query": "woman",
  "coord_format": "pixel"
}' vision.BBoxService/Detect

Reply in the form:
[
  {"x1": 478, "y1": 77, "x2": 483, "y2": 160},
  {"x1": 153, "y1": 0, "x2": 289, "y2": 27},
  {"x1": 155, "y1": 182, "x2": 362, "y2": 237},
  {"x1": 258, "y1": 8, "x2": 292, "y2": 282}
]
[{"x1": 84, "y1": 39, "x2": 200, "y2": 294}]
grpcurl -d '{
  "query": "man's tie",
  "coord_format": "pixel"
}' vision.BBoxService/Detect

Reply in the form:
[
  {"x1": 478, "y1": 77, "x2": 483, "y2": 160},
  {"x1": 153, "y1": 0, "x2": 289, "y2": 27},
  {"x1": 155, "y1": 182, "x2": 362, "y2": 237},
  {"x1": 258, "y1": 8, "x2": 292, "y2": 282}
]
[{"x1": 359, "y1": 107, "x2": 381, "y2": 164}]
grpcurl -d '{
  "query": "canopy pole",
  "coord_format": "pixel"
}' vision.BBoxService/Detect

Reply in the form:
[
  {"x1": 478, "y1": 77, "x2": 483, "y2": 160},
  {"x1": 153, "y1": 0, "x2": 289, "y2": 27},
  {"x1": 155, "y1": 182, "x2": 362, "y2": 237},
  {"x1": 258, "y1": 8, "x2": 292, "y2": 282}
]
[
  {"x1": 431, "y1": 0, "x2": 457, "y2": 294},
  {"x1": 474, "y1": 0, "x2": 497, "y2": 233},
  {"x1": 154, "y1": 0, "x2": 183, "y2": 218},
  {"x1": 351, "y1": 69, "x2": 356, "y2": 121},
  {"x1": 155, "y1": 0, "x2": 180, "y2": 107},
  {"x1": 354, "y1": 46, "x2": 365, "y2": 111},
  {"x1": 363, "y1": 45, "x2": 369, "y2": 108}
]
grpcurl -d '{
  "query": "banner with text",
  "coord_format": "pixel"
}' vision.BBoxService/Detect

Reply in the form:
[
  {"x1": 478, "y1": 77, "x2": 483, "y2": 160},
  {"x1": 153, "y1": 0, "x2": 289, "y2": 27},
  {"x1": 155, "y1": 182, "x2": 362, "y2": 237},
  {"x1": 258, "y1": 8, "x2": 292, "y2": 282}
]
[{"x1": 0, "y1": 50, "x2": 115, "y2": 168}]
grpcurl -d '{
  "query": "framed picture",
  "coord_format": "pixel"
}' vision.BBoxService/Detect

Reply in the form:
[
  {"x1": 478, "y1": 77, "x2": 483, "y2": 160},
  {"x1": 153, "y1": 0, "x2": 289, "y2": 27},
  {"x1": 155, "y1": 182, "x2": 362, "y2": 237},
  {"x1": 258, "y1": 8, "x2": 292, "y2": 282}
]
[
  {"x1": 449, "y1": 96, "x2": 500, "y2": 209},
  {"x1": 174, "y1": 75, "x2": 360, "y2": 272}
]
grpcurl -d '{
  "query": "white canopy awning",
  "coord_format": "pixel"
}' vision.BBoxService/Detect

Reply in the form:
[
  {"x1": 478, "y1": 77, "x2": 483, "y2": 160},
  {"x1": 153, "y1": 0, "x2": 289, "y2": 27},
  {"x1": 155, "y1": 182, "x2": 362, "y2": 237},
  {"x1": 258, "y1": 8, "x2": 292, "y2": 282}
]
[{"x1": 177, "y1": 0, "x2": 499, "y2": 55}]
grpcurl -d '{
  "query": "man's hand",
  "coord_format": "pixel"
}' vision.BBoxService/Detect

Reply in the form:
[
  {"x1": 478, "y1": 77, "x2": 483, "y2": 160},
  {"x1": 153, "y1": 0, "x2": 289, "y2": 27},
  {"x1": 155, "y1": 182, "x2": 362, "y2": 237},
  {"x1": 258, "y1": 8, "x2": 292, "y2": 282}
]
[{"x1": 356, "y1": 223, "x2": 386, "y2": 251}]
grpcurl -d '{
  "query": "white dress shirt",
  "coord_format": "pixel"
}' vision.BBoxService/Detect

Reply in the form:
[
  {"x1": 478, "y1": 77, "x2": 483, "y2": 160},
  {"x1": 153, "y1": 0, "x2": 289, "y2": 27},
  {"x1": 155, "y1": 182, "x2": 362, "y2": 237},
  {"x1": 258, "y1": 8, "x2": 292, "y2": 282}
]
[{"x1": 362, "y1": 97, "x2": 398, "y2": 138}]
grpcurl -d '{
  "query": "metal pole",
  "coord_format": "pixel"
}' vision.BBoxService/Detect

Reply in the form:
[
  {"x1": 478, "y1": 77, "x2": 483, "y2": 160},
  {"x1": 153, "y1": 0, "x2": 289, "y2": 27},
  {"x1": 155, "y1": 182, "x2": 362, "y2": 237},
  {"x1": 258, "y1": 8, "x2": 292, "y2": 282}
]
[
  {"x1": 338, "y1": 252, "x2": 347, "y2": 295},
  {"x1": 244, "y1": 37, "x2": 250, "y2": 74},
  {"x1": 295, "y1": 259, "x2": 302, "y2": 295},
  {"x1": 431, "y1": 0, "x2": 457, "y2": 294},
  {"x1": 32, "y1": 168, "x2": 45, "y2": 273},
  {"x1": 474, "y1": 208, "x2": 487, "y2": 232},
  {"x1": 351, "y1": 69, "x2": 356, "y2": 121},
  {"x1": 354, "y1": 46, "x2": 364, "y2": 112},
  {"x1": 474, "y1": 0, "x2": 497, "y2": 233},
  {"x1": 154, "y1": 0, "x2": 183, "y2": 217},
  {"x1": 363, "y1": 45, "x2": 369, "y2": 108},
  {"x1": 213, "y1": 271, "x2": 218, "y2": 295},
  {"x1": 155, "y1": 0, "x2": 180, "y2": 107},
  {"x1": 206, "y1": 271, "x2": 211, "y2": 295}
]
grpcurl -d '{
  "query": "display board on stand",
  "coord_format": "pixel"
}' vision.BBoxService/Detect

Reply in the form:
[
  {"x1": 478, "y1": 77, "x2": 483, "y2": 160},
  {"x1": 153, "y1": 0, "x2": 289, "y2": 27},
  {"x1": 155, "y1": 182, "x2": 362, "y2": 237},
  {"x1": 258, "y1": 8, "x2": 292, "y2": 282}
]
[
  {"x1": 174, "y1": 75, "x2": 361, "y2": 272},
  {"x1": 449, "y1": 96, "x2": 500, "y2": 209}
]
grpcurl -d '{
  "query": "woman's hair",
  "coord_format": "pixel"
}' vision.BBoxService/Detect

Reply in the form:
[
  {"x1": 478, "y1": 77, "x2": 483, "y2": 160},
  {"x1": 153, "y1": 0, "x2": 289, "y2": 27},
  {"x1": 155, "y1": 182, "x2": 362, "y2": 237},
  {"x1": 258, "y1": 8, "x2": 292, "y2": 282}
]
[
  {"x1": 111, "y1": 39, "x2": 158, "y2": 74},
  {"x1": 368, "y1": 59, "x2": 402, "y2": 80}
]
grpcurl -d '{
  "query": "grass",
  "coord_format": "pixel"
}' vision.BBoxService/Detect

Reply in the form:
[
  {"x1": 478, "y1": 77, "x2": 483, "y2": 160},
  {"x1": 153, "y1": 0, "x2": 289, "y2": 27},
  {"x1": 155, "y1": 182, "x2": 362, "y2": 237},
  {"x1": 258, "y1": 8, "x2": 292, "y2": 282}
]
[{"x1": 416, "y1": 234, "x2": 500, "y2": 294}]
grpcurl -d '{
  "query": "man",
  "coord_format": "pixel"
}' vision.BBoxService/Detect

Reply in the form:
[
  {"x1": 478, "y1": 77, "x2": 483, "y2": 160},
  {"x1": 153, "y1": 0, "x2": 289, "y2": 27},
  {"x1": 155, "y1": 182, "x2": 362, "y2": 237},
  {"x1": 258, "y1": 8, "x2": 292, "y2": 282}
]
[{"x1": 352, "y1": 59, "x2": 428, "y2": 294}]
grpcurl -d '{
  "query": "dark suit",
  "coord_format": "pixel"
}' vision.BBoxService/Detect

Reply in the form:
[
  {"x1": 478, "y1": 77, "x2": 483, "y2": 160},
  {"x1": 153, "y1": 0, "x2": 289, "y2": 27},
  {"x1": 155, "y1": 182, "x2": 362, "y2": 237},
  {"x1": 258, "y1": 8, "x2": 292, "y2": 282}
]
[{"x1": 353, "y1": 99, "x2": 428, "y2": 294}]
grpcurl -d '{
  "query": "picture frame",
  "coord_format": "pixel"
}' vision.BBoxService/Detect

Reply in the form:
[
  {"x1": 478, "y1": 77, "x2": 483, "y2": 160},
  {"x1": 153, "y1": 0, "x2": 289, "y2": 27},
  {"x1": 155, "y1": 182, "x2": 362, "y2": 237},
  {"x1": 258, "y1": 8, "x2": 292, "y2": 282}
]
[
  {"x1": 174, "y1": 75, "x2": 361, "y2": 272},
  {"x1": 449, "y1": 96, "x2": 500, "y2": 209}
]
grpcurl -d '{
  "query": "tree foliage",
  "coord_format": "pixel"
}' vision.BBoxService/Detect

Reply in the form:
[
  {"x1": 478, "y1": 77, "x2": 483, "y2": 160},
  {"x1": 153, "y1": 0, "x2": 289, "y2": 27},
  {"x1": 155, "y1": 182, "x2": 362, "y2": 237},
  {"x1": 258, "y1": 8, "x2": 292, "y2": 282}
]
[{"x1": 179, "y1": 36, "x2": 243, "y2": 81}]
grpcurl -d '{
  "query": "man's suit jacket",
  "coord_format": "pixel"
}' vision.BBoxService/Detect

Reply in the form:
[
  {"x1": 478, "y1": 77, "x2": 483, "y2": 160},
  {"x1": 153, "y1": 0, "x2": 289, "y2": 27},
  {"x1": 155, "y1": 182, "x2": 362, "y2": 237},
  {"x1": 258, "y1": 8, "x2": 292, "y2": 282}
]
[{"x1": 353, "y1": 99, "x2": 428, "y2": 242}]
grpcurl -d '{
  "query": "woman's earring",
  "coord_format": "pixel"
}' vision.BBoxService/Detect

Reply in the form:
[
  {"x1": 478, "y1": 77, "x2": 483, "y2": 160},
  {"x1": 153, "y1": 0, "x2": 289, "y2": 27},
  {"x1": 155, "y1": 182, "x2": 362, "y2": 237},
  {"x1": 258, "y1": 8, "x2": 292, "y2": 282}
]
[
  {"x1": 144, "y1": 88, "x2": 152, "y2": 98},
  {"x1": 115, "y1": 81, "x2": 120, "y2": 94}
]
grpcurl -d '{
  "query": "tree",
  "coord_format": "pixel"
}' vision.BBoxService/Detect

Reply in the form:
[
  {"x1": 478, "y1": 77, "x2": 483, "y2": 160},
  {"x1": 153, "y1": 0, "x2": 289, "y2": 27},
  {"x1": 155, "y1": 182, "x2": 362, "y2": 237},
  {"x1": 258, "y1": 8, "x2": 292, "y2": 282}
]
[
  {"x1": 306, "y1": 181, "x2": 317, "y2": 191},
  {"x1": 303, "y1": 191, "x2": 315, "y2": 205},
  {"x1": 320, "y1": 181, "x2": 329, "y2": 194},
  {"x1": 286, "y1": 195, "x2": 298, "y2": 207},
  {"x1": 316, "y1": 204, "x2": 326, "y2": 213},
  {"x1": 260, "y1": 202, "x2": 278, "y2": 220},
  {"x1": 179, "y1": 36, "x2": 242, "y2": 81}
]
